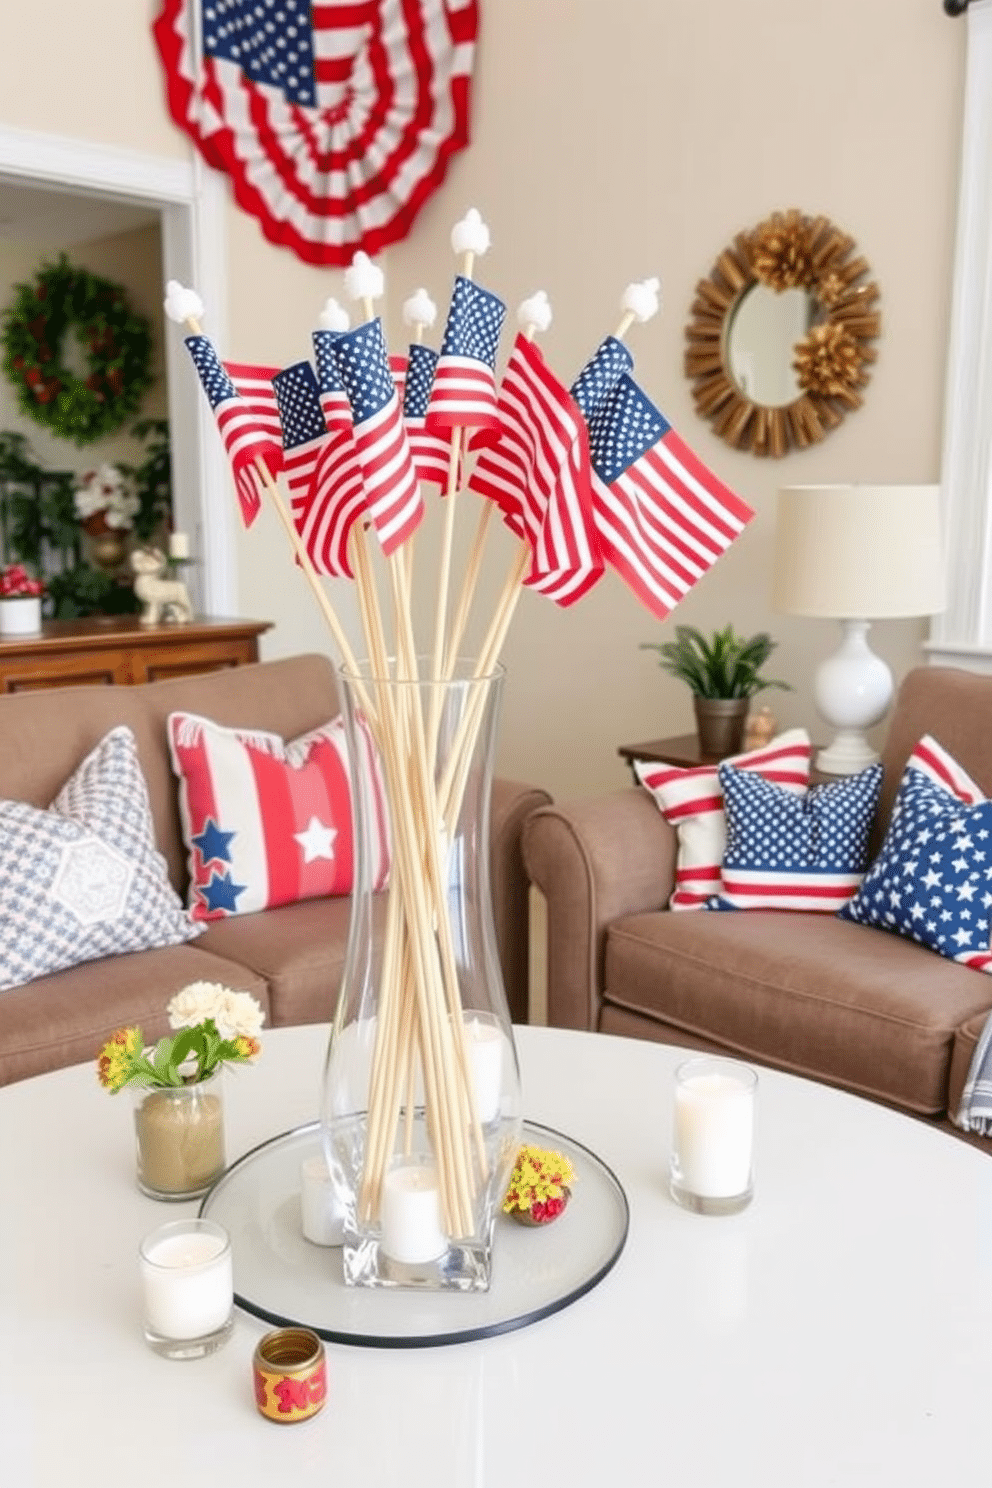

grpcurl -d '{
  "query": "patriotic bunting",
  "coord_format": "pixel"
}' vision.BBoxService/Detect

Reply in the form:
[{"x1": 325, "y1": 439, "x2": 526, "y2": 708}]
[
  {"x1": 469, "y1": 334, "x2": 602, "y2": 607},
  {"x1": 183, "y1": 336, "x2": 283, "y2": 528},
  {"x1": 152, "y1": 0, "x2": 479, "y2": 267}
]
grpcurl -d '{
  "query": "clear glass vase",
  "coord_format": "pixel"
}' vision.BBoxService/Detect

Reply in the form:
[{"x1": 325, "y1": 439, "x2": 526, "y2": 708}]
[
  {"x1": 321, "y1": 659, "x2": 523, "y2": 1292},
  {"x1": 132, "y1": 1070, "x2": 226, "y2": 1200}
]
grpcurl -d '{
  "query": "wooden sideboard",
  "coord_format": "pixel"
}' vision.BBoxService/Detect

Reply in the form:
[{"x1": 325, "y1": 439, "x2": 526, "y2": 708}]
[{"x1": 0, "y1": 616, "x2": 273, "y2": 693}]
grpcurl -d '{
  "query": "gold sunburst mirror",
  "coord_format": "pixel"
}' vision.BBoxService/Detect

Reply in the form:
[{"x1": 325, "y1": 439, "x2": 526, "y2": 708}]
[{"x1": 684, "y1": 209, "x2": 882, "y2": 458}]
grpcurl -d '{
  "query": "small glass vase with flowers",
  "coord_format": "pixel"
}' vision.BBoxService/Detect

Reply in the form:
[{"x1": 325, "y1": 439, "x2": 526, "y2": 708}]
[{"x1": 96, "y1": 982, "x2": 265, "y2": 1200}]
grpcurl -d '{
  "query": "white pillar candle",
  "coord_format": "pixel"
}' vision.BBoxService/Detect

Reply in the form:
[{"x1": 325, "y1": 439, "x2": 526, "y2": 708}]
[
  {"x1": 168, "y1": 531, "x2": 190, "y2": 560},
  {"x1": 464, "y1": 1016, "x2": 503, "y2": 1124},
  {"x1": 139, "y1": 1219, "x2": 233, "y2": 1341},
  {"x1": 380, "y1": 1160, "x2": 447, "y2": 1264},
  {"x1": 300, "y1": 1153, "x2": 346, "y2": 1246},
  {"x1": 672, "y1": 1059, "x2": 756, "y2": 1200}
]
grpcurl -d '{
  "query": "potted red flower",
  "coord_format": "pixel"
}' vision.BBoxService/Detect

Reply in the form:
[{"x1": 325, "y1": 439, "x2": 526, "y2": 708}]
[{"x1": 0, "y1": 564, "x2": 45, "y2": 637}]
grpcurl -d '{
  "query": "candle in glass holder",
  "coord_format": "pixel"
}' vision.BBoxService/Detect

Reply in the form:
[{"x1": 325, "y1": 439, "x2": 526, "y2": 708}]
[
  {"x1": 463, "y1": 1015, "x2": 503, "y2": 1124},
  {"x1": 168, "y1": 531, "x2": 190, "y2": 560},
  {"x1": 300, "y1": 1152, "x2": 346, "y2": 1246},
  {"x1": 380, "y1": 1159, "x2": 446, "y2": 1264},
  {"x1": 670, "y1": 1057, "x2": 757, "y2": 1215},
  {"x1": 139, "y1": 1218, "x2": 234, "y2": 1358}
]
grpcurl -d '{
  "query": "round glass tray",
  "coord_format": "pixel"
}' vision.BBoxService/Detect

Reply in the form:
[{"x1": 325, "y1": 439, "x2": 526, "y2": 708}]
[{"x1": 200, "y1": 1119, "x2": 629, "y2": 1348}]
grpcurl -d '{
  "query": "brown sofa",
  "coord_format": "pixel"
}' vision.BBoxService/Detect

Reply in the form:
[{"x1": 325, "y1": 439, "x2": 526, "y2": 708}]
[
  {"x1": 522, "y1": 666, "x2": 992, "y2": 1143},
  {"x1": 0, "y1": 653, "x2": 550, "y2": 1085}
]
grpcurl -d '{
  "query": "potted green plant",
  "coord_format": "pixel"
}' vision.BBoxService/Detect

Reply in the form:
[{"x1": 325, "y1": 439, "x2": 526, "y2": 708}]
[{"x1": 641, "y1": 623, "x2": 791, "y2": 756}]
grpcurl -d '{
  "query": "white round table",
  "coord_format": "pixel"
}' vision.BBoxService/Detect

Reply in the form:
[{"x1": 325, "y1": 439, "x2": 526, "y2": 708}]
[{"x1": 1, "y1": 1023, "x2": 989, "y2": 1487}]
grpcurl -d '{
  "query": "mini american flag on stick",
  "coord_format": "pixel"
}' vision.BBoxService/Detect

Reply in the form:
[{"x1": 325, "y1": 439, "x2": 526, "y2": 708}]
[
  {"x1": 469, "y1": 307, "x2": 602, "y2": 607},
  {"x1": 426, "y1": 274, "x2": 506, "y2": 445},
  {"x1": 312, "y1": 298, "x2": 353, "y2": 435},
  {"x1": 404, "y1": 343, "x2": 457, "y2": 488},
  {"x1": 329, "y1": 318, "x2": 424, "y2": 556},
  {"x1": 183, "y1": 334, "x2": 283, "y2": 529},
  {"x1": 573, "y1": 331, "x2": 754, "y2": 620}
]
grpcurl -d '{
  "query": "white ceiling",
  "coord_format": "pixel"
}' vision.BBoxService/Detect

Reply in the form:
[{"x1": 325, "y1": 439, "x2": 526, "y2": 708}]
[{"x1": 0, "y1": 178, "x2": 158, "y2": 247}]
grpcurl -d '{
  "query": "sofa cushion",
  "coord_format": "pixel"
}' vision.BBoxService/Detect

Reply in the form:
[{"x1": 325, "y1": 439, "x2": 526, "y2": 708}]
[
  {"x1": 0, "y1": 726, "x2": 201, "y2": 992},
  {"x1": 602, "y1": 907, "x2": 992, "y2": 1114},
  {"x1": 168, "y1": 710, "x2": 389, "y2": 921},
  {"x1": 196, "y1": 893, "x2": 388, "y2": 1028},
  {"x1": 633, "y1": 729, "x2": 811, "y2": 910},
  {"x1": 0, "y1": 942, "x2": 270, "y2": 1086},
  {"x1": 840, "y1": 754, "x2": 992, "y2": 974},
  {"x1": 712, "y1": 762, "x2": 882, "y2": 913}
]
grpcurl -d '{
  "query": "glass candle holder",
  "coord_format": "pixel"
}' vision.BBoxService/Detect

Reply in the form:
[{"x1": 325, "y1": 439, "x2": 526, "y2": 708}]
[
  {"x1": 669, "y1": 1057, "x2": 757, "y2": 1215},
  {"x1": 139, "y1": 1218, "x2": 234, "y2": 1359}
]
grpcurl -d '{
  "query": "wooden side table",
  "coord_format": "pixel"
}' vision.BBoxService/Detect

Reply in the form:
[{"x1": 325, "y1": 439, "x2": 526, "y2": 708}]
[
  {"x1": 618, "y1": 732, "x2": 829, "y2": 784},
  {"x1": 0, "y1": 616, "x2": 273, "y2": 694}
]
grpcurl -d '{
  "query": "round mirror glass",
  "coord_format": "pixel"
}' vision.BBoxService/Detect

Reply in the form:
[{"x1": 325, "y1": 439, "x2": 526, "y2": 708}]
[{"x1": 726, "y1": 285, "x2": 811, "y2": 407}]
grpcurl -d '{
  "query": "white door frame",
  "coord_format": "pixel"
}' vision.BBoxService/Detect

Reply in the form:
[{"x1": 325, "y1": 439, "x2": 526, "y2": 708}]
[{"x1": 0, "y1": 123, "x2": 235, "y2": 614}]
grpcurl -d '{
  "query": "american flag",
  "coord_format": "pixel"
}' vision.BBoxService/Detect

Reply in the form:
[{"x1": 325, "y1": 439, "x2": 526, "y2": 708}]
[
  {"x1": 272, "y1": 359, "x2": 364, "y2": 579},
  {"x1": 152, "y1": 0, "x2": 478, "y2": 268},
  {"x1": 570, "y1": 335, "x2": 633, "y2": 419},
  {"x1": 404, "y1": 343, "x2": 456, "y2": 488},
  {"x1": 184, "y1": 335, "x2": 283, "y2": 528},
  {"x1": 329, "y1": 319, "x2": 424, "y2": 555},
  {"x1": 312, "y1": 330, "x2": 353, "y2": 435},
  {"x1": 576, "y1": 353, "x2": 754, "y2": 621},
  {"x1": 425, "y1": 276, "x2": 505, "y2": 443},
  {"x1": 469, "y1": 334, "x2": 602, "y2": 607}
]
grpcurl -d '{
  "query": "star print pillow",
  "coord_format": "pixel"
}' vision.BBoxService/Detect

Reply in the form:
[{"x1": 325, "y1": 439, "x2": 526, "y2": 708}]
[
  {"x1": 839, "y1": 753, "x2": 992, "y2": 973},
  {"x1": 712, "y1": 761, "x2": 883, "y2": 912},
  {"x1": 0, "y1": 726, "x2": 201, "y2": 991},
  {"x1": 168, "y1": 711, "x2": 390, "y2": 922}
]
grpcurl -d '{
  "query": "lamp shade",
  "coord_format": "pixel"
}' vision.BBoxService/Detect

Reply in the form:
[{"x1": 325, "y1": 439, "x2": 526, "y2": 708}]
[{"x1": 772, "y1": 485, "x2": 946, "y2": 619}]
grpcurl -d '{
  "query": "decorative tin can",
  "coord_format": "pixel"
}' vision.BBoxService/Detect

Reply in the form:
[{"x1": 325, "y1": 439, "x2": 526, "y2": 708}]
[{"x1": 252, "y1": 1327, "x2": 327, "y2": 1424}]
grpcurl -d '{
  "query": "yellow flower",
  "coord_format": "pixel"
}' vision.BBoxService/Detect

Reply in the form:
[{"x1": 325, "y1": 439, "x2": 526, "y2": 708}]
[
  {"x1": 503, "y1": 1145, "x2": 575, "y2": 1215},
  {"x1": 96, "y1": 1026, "x2": 142, "y2": 1092}
]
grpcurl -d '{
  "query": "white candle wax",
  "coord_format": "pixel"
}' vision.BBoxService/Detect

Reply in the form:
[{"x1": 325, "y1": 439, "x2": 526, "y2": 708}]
[
  {"x1": 300, "y1": 1154, "x2": 346, "y2": 1245},
  {"x1": 139, "y1": 1223, "x2": 232, "y2": 1340},
  {"x1": 673, "y1": 1070, "x2": 755, "y2": 1199},
  {"x1": 380, "y1": 1160, "x2": 446, "y2": 1264},
  {"x1": 168, "y1": 531, "x2": 190, "y2": 560},
  {"x1": 464, "y1": 1016, "x2": 503, "y2": 1124}
]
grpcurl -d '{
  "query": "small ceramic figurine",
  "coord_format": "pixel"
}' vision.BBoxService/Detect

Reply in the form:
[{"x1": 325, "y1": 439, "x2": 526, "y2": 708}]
[
  {"x1": 743, "y1": 706, "x2": 778, "y2": 751},
  {"x1": 130, "y1": 546, "x2": 193, "y2": 625}
]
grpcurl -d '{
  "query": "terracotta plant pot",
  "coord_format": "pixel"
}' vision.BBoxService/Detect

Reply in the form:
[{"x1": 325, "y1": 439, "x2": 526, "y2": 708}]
[{"x1": 693, "y1": 696, "x2": 749, "y2": 759}]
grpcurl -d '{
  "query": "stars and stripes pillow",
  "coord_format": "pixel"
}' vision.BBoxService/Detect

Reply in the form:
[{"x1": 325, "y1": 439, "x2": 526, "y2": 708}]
[
  {"x1": 712, "y1": 762, "x2": 883, "y2": 913},
  {"x1": 840, "y1": 743, "x2": 992, "y2": 973},
  {"x1": 168, "y1": 711, "x2": 390, "y2": 923},
  {"x1": 634, "y1": 729, "x2": 812, "y2": 910}
]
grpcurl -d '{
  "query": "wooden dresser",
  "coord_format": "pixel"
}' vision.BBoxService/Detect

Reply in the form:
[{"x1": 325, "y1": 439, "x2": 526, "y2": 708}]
[{"x1": 0, "y1": 616, "x2": 273, "y2": 693}]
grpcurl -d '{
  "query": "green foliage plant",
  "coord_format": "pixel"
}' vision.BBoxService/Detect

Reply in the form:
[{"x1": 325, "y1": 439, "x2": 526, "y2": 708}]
[{"x1": 641, "y1": 623, "x2": 791, "y2": 700}]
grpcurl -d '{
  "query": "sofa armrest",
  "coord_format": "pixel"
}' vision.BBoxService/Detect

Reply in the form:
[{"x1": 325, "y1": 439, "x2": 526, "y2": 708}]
[
  {"x1": 522, "y1": 789, "x2": 677, "y2": 1032},
  {"x1": 490, "y1": 776, "x2": 553, "y2": 1025}
]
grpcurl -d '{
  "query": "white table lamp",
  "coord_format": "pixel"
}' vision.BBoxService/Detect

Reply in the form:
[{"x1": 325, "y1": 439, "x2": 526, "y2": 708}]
[{"x1": 773, "y1": 485, "x2": 945, "y2": 774}]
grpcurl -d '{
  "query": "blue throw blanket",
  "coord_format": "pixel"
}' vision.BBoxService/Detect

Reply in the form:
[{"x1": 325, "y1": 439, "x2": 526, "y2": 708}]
[{"x1": 956, "y1": 1010, "x2": 992, "y2": 1135}]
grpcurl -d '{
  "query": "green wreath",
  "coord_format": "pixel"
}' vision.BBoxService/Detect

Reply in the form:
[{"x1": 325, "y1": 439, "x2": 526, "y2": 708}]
[{"x1": 0, "y1": 255, "x2": 153, "y2": 446}]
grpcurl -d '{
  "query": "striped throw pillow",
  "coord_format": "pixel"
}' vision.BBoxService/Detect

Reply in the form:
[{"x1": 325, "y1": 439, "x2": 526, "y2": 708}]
[
  {"x1": 168, "y1": 711, "x2": 390, "y2": 922},
  {"x1": 713, "y1": 761, "x2": 883, "y2": 912},
  {"x1": 634, "y1": 728, "x2": 812, "y2": 910}
]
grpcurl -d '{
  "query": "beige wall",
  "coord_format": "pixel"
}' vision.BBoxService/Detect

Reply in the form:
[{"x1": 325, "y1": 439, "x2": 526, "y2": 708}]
[{"x1": 0, "y1": 0, "x2": 967, "y2": 801}]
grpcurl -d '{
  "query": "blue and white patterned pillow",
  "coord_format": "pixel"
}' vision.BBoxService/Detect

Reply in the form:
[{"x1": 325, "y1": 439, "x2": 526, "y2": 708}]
[
  {"x1": 0, "y1": 726, "x2": 202, "y2": 991},
  {"x1": 839, "y1": 768, "x2": 992, "y2": 973},
  {"x1": 711, "y1": 761, "x2": 883, "y2": 912}
]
